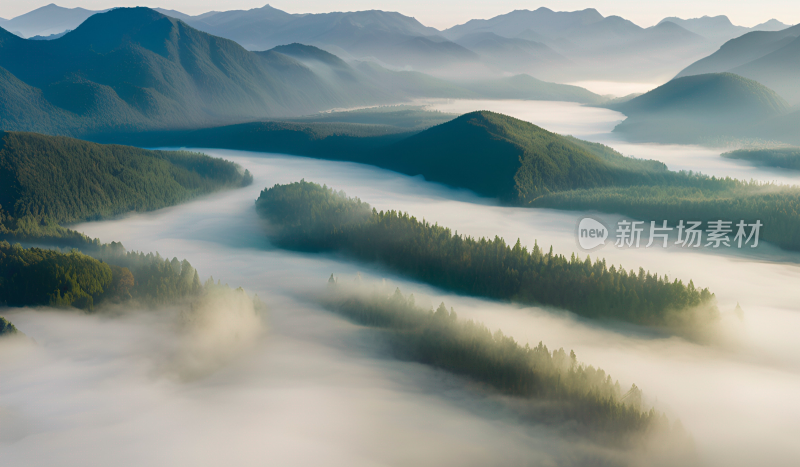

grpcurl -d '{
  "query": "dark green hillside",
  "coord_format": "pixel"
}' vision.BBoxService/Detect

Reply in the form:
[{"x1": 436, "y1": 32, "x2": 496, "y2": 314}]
[
  {"x1": 105, "y1": 110, "x2": 668, "y2": 201},
  {"x1": 0, "y1": 131, "x2": 250, "y2": 245},
  {"x1": 0, "y1": 240, "x2": 215, "y2": 310},
  {"x1": 0, "y1": 65, "x2": 76, "y2": 136},
  {"x1": 100, "y1": 120, "x2": 418, "y2": 160},
  {"x1": 612, "y1": 73, "x2": 789, "y2": 143},
  {"x1": 381, "y1": 111, "x2": 668, "y2": 199}
]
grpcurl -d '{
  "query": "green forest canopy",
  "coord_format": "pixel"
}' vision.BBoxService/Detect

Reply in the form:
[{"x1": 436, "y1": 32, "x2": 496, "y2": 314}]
[
  {"x1": 0, "y1": 240, "x2": 206, "y2": 311},
  {"x1": 531, "y1": 179, "x2": 800, "y2": 252},
  {"x1": 0, "y1": 315, "x2": 19, "y2": 336},
  {"x1": 323, "y1": 280, "x2": 695, "y2": 456},
  {"x1": 105, "y1": 110, "x2": 672, "y2": 201},
  {"x1": 722, "y1": 147, "x2": 800, "y2": 171},
  {"x1": 256, "y1": 180, "x2": 719, "y2": 337},
  {"x1": 0, "y1": 131, "x2": 251, "y2": 247}
]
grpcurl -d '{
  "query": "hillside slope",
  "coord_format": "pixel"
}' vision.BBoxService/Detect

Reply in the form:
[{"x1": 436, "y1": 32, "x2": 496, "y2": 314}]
[
  {"x1": 187, "y1": 7, "x2": 477, "y2": 70},
  {"x1": 611, "y1": 73, "x2": 789, "y2": 143},
  {"x1": 729, "y1": 35, "x2": 800, "y2": 104},
  {"x1": 0, "y1": 4, "x2": 102, "y2": 38},
  {"x1": 0, "y1": 131, "x2": 250, "y2": 233},
  {"x1": 379, "y1": 111, "x2": 667, "y2": 199},
  {"x1": 0, "y1": 8, "x2": 392, "y2": 137},
  {"x1": 442, "y1": 7, "x2": 711, "y2": 81},
  {"x1": 676, "y1": 25, "x2": 800, "y2": 103}
]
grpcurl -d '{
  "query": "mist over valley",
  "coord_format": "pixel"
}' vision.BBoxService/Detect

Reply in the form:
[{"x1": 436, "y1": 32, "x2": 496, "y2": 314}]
[{"x1": 2, "y1": 2, "x2": 800, "y2": 466}]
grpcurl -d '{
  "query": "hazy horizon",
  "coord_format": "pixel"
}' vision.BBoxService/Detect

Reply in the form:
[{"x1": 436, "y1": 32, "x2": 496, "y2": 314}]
[{"x1": 1, "y1": 0, "x2": 796, "y2": 31}]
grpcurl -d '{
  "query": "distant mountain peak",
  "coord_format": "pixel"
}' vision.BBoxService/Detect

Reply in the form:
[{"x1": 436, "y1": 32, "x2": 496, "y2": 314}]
[{"x1": 753, "y1": 19, "x2": 791, "y2": 30}]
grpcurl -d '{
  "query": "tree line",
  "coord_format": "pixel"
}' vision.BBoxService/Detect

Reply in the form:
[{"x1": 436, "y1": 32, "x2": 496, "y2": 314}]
[
  {"x1": 256, "y1": 181, "x2": 719, "y2": 337},
  {"x1": 323, "y1": 279, "x2": 695, "y2": 455},
  {"x1": 0, "y1": 131, "x2": 251, "y2": 246},
  {"x1": 531, "y1": 179, "x2": 800, "y2": 251},
  {"x1": 0, "y1": 240, "x2": 205, "y2": 311}
]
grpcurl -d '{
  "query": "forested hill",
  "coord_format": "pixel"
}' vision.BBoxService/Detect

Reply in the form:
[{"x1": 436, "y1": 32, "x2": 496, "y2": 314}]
[
  {"x1": 379, "y1": 111, "x2": 670, "y2": 199},
  {"x1": 109, "y1": 109, "x2": 672, "y2": 201},
  {"x1": 610, "y1": 73, "x2": 790, "y2": 143},
  {"x1": 256, "y1": 180, "x2": 719, "y2": 338},
  {"x1": 0, "y1": 131, "x2": 250, "y2": 244},
  {"x1": 323, "y1": 283, "x2": 696, "y2": 454}
]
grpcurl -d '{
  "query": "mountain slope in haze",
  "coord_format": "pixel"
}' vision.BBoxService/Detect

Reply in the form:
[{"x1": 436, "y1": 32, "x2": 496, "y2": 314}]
[
  {"x1": 659, "y1": 16, "x2": 748, "y2": 43},
  {"x1": 459, "y1": 74, "x2": 605, "y2": 104},
  {"x1": 0, "y1": 10, "x2": 606, "y2": 139},
  {"x1": 453, "y1": 32, "x2": 570, "y2": 74},
  {"x1": 0, "y1": 3, "x2": 103, "y2": 38},
  {"x1": 676, "y1": 24, "x2": 800, "y2": 103},
  {"x1": 149, "y1": 4, "x2": 708, "y2": 81},
  {"x1": 678, "y1": 25, "x2": 800, "y2": 76},
  {"x1": 728, "y1": 35, "x2": 800, "y2": 104},
  {"x1": 443, "y1": 7, "x2": 710, "y2": 81},
  {"x1": 611, "y1": 73, "x2": 790, "y2": 143},
  {"x1": 660, "y1": 16, "x2": 789, "y2": 43},
  {"x1": 0, "y1": 8, "x2": 398, "y2": 137},
  {"x1": 444, "y1": 8, "x2": 604, "y2": 39},
  {"x1": 266, "y1": 43, "x2": 603, "y2": 103},
  {"x1": 185, "y1": 6, "x2": 477, "y2": 70}
]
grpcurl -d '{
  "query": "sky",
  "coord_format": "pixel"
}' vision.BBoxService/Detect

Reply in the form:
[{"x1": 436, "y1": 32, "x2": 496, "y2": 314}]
[{"x1": 1, "y1": 0, "x2": 798, "y2": 29}]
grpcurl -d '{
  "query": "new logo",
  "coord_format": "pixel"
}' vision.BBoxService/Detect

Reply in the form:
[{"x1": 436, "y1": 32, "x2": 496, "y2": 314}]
[{"x1": 578, "y1": 217, "x2": 608, "y2": 250}]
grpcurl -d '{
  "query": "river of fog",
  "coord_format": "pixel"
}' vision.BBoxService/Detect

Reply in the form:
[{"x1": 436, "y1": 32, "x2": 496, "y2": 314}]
[{"x1": 3, "y1": 101, "x2": 800, "y2": 466}]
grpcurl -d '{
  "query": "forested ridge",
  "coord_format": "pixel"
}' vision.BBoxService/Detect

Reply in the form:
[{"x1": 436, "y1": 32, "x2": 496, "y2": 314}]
[
  {"x1": 112, "y1": 109, "x2": 800, "y2": 253},
  {"x1": 103, "y1": 110, "x2": 673, "y2": 200},
  {"x1": 0, "y1": 240, "x2": 206, "y2": 311},
  {"x1": 0, "y1": 131, "x2": 251, "y2": 247},
  {"x1": 722, "y1": 147, "x2": 800, "y2": 171},
  {"x1": 256, "y1": 181, "x2": 718, "y2": 336},
  {"x1": 323, "y1": 281, "x2": 695, "y2": 454},
  {"x1": 532, "y1": 178, "x2": 800, "y2": 251},
  {"x1": 374, "y1": 111, "x2": 676, "y2": 199}
]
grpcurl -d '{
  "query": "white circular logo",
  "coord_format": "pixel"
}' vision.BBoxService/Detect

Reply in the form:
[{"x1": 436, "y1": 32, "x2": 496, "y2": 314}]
[{"x1": 577, "y1": 217, "x2": 608, "y2": 250}]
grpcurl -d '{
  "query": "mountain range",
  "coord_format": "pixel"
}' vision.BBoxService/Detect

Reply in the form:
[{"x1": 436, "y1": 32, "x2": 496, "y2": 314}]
[
  {"x1": 4, "y1": 4, "x2": 790, "y2": 83},
  {"x1": 0, "y1": 8, "x2": 398, "y2": 136},
  {"x1": 0, "y1": 7, "x2": 606, "y2": 138},
  {"x1": 178, "y1": 6, "x2": 713, "y2": 81},
  {"x1": 677, "y1": 25, "x2": 800, "y2": 104},
  {"x1": 0, "y1": 3, "x2": 104, "y2": 38},
  {"x1": 658, "y1": 16, "x2": 788, "y2": 43}
]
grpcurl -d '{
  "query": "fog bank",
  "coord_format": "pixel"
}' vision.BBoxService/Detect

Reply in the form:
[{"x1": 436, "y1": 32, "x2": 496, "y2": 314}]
[{"x1": 4, "y1": 99, "x2": 800, "y2": 465}]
